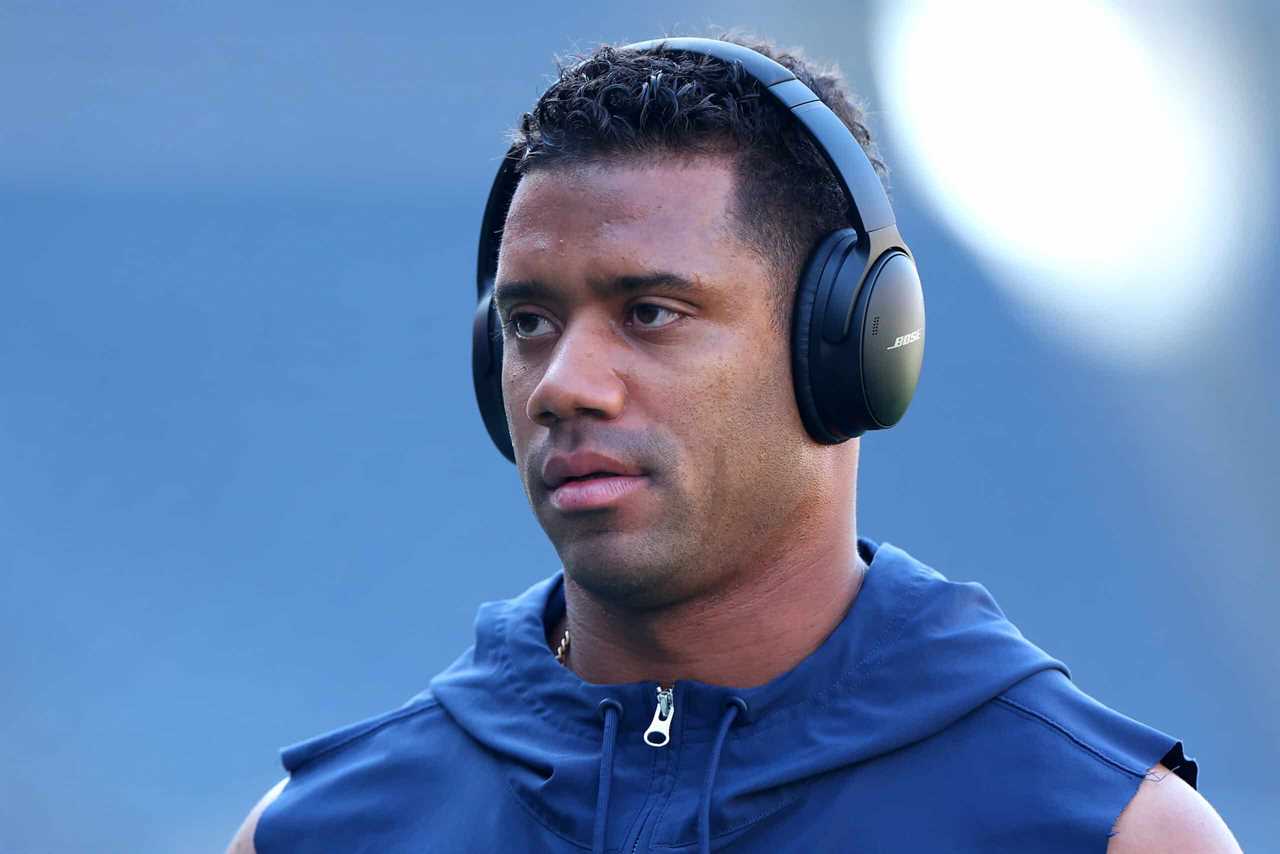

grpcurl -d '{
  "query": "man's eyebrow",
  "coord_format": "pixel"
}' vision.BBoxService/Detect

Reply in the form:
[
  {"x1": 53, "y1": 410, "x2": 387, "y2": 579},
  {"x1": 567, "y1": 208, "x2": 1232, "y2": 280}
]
[
  {"x1": 594, "y1": 272, "x2": 701, "y2": 296},
  {"x1": 493, "y1": 271, "x2": 701, "y2": 311}
]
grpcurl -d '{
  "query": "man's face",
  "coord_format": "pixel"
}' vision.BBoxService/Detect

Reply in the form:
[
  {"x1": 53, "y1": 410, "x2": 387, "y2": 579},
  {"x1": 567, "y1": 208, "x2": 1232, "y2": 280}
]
[{"x1": 495, "y1": 155, "x2": 826, "y2": 609}]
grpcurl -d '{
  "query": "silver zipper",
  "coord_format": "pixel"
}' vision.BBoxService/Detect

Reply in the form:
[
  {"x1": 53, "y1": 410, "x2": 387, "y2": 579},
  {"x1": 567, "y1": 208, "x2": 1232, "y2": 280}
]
[{"x1": 642, "y1": 685, "x2": 675, "y2": 747}]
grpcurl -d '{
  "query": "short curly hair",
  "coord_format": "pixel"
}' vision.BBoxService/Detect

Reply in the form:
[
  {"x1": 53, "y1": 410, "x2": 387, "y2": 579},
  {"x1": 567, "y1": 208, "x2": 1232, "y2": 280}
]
[{"x1": 505, "y1": 30, "x2": 890, "y2": 332}]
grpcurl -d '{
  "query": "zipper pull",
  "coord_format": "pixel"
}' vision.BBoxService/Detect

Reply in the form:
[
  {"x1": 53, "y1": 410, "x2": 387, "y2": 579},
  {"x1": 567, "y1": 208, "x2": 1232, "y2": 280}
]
[{"x1": 643, "y1": 685, "x2": 675, "y2": 747}]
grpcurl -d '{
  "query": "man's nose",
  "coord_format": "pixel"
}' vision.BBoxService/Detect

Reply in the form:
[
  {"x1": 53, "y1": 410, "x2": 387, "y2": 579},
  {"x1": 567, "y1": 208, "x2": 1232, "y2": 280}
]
[{"x1": 525, "y1": 321, "x2": 626, "y2": 428}]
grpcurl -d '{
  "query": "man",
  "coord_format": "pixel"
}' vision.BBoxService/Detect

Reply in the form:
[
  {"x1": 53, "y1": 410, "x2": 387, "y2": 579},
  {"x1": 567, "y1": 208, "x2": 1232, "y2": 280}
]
[{"x1": 230, "y1": 34, "x2": 1240, "y2": 853}]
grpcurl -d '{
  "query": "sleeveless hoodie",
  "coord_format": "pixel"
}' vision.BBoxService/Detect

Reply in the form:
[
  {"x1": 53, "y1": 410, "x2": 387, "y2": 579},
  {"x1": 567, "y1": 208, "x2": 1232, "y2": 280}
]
[{"x1": 256, "y1": 538, "x2": 1196, "y2": 853}]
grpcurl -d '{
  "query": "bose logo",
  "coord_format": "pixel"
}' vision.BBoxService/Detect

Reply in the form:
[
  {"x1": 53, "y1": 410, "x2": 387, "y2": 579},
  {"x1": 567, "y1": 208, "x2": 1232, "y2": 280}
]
[{"x1": 885, "y1": 328, "x2": 922, "y2": 351}]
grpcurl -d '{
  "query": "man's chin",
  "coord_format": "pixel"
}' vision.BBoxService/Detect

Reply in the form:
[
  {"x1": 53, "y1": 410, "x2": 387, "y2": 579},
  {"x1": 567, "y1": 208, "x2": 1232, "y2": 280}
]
[{"x1": 555, "y1": 533, "x2": 691, "y2": 611}]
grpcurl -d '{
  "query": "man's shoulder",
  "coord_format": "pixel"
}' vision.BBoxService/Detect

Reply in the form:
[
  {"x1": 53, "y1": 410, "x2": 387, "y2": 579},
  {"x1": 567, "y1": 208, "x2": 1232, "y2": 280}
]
[
  {"x1": 963, "y1": 669, "x2": 1240, "y2": 851},
  {"x1": 1106, "y1": 762, "x2": 1241, "y2": 853},
  {"x1": 226, "y1": 777, "x2": 287, "y2": 854},
  {"x1": 242, "y1": 689, "x2": 497, "y2": 853},
  {"x1": 989, "y1": 668, "x2": 1197, "y2": 789},
  {"x1": 278, "y1": 689, "x2": 449, "y2": 775}
]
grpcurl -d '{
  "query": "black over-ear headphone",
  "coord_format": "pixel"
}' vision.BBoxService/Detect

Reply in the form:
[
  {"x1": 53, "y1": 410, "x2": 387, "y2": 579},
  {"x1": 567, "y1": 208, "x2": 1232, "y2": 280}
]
[{"x1": 473, "y1": 37, "x2": 925, "y2": 463}]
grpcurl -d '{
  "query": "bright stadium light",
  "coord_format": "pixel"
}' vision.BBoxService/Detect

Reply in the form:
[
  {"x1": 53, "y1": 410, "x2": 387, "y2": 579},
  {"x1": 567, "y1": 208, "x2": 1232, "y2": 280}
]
[{"x1": 872, "y1": 0, "x2": 1265, "y2": 367}]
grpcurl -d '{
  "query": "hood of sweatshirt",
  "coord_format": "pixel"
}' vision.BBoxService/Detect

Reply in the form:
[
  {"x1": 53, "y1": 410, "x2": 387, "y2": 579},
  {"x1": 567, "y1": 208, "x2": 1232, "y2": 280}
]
[{"x1": 429, "y1": 538, "x2": 1068, "y2": 853}]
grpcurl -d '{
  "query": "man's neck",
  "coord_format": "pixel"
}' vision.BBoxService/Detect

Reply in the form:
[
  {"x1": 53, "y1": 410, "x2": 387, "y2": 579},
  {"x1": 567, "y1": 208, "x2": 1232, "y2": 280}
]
[{"x1": 554, "y1": 529, "x2": 866, "y2": 688}]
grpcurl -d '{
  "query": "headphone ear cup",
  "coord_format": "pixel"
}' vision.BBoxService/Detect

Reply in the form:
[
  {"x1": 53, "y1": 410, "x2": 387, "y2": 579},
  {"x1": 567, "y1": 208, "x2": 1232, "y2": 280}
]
[
  {"x1": 472, "y1": 292, "x2": 515, "y2": 462},
  {"x1": 853, "y1": 251, "x2": 925, "y2": 431},
  {"x1": 792, "y1": 229, "x2": 862, "y2": 444},
  {"x1": 793, "y1": 231, "x2": 926, "y2": 442}
]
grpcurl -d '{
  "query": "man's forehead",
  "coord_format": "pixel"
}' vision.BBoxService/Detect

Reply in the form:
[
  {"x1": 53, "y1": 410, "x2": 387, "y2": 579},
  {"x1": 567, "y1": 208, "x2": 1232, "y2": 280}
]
[
  {"x1": 494, "y1": 155, "x2": 772, "y2": 305},
  {"x1": 502, "y1": 156, "x2": 740, "y2": 241}
]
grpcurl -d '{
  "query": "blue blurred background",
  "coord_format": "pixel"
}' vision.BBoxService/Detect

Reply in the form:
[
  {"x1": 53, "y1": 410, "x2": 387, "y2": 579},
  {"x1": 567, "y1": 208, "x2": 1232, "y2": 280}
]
[{"x1": 2, "y1": 2, "x2": 1275, "y2": 852}]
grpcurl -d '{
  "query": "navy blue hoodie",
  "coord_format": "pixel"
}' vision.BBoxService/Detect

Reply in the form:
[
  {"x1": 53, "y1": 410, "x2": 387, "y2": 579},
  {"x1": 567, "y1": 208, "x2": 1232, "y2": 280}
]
[{"x1": 255, "y1": 538, "x2": 1196, "y2": 853}]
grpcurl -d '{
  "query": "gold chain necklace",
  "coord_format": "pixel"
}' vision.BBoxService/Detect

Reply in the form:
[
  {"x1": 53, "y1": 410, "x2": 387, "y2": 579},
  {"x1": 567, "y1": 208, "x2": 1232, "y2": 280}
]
[{"x1": 554, "y1": 627, "x2": 571, "y2": 665}]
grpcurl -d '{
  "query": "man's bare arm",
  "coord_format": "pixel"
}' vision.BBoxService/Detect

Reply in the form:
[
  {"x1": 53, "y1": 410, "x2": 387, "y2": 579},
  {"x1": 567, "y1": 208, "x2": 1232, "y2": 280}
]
[
  {"x1": 226, "y1": 777, "x2": 289, "y2": 854},
  {"x1": 1107, "y1": 762, "x2": 1241, "y2": 853}
]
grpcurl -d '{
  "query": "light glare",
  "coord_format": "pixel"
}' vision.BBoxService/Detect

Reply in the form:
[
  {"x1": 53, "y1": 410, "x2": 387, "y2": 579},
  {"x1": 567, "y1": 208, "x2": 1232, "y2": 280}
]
[{"x1": 874, "y1": 1, "x2": 1260, "y2": 366}]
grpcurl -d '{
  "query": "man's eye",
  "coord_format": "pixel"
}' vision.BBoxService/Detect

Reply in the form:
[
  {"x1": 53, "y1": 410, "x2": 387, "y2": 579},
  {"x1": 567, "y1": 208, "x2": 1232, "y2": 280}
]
[
  {"x1": 508, "y1": 313, "x2": 555, "y2": 338},
  {"x1": 628, "y1": 304, "x2": 681, "y2": 329}
]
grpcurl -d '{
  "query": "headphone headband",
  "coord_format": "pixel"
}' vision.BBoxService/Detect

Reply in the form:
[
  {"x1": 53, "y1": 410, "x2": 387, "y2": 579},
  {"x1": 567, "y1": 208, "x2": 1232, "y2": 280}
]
[{"x1": 621, "y1": 39, "x2": 895, "y2": 234}]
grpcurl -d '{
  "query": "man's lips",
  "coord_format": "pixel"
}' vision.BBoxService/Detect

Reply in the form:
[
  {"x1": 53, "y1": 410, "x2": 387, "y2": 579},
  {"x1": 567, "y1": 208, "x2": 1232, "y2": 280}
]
[
  {"x1": 541, "y1": 450, "x2": 645, "y2": 490},
  {"x1": 548, "y1": 473, "x2": 650, "y2": 512},
  {"x1": 540, "y1": 450, "x2": 650, "y2": 513}
]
